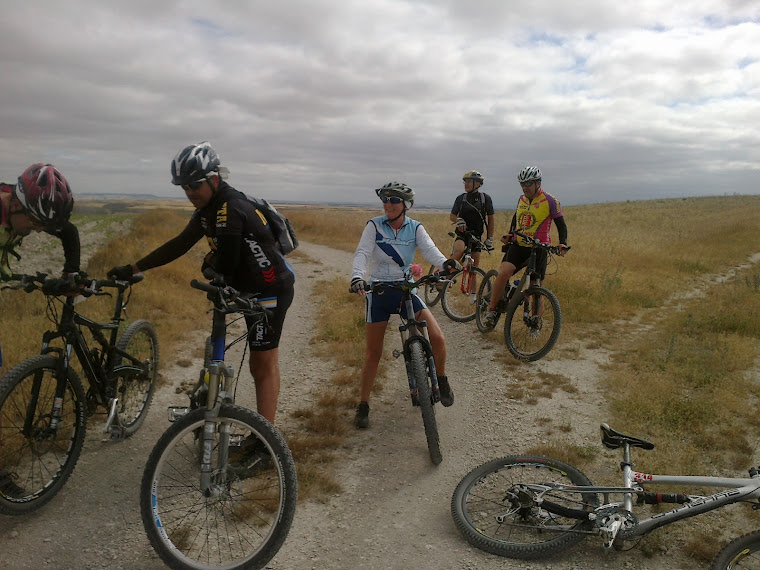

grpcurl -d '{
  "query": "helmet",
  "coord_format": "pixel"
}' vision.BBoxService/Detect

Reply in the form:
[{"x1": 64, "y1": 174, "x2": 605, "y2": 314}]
[
  {"x1": 462, "y1": 170, "x2": 484, "y2": 184},
  {"x1": 375, "y1": 181, "x2": 414, "y2": 207},
  {"x1": 518, "y1": 166, "x2": 542, "y2": 183},
  {"x1": 15, "y1": 163, "x2": 74, "y2": 228},
  {"x1": 171, "y1": 142, "x2": 221, "y2": 185}
]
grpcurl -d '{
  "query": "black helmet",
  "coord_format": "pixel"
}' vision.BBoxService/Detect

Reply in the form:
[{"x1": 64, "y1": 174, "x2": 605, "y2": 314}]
[{"x1": 171, "y1": 142, "x2": 221, "y2": 186}]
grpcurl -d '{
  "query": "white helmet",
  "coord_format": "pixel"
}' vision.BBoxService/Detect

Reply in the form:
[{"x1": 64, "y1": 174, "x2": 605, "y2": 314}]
[{"x1": 518, "y1": 166, "x2": 542, "y2": 183}]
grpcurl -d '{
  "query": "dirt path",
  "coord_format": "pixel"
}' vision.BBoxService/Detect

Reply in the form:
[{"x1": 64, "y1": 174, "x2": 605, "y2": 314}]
[{"x1": 2, "y1": 229, "x2": 758, "y2": 569}]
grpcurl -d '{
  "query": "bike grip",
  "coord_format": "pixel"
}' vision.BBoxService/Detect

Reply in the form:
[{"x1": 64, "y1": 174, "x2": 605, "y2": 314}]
[{"x1": 190, "y1": 279, "x2": 218, "y2": 293}]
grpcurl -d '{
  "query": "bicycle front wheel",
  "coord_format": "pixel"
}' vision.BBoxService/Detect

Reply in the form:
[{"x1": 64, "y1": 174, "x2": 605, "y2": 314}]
[
  {"x1": 504, "y1": 286, "x2": 562, "y2": 361},
  {"x1": 141, "y1": 405, "x2": 297, "y2": 570},
  {"x1": 451, "y1": 455, "x2": 596, "y2": 560},
  {"x1": 441, "y1": 266, "x2": 488, "y2": 323},
  {"x1": 711, "y1": 531, "x2": 760, "y2": 569},
  {"x1": 409, "y1": 341, "x2": 441, "y2": 465},
  {"x1": 422, "y1": 264, "x2": 443, "y2": 307},
  {"x1": 0, "y1": 355, "x2": 87, "y2": 515},
  {"x1": 475, "y1": 269, "x2": 499, "y2": 333},
  {"x1": 114, "y1": 320, "x2": 159, "y2": 436}
]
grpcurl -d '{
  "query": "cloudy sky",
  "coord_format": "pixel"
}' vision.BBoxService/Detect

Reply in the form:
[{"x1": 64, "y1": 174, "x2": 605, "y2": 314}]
[{"x1": 1, "y1": 1, "x2": 758, "y2": 208}]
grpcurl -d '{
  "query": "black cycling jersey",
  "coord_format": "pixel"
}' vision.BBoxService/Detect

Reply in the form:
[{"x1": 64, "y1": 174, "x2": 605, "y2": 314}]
[
  {"x1": 451, "y1": 191, "x2": 494, "y2": 238},
  {"x1": 136, "y1": 182, "x2": 295, "y2": 294}
]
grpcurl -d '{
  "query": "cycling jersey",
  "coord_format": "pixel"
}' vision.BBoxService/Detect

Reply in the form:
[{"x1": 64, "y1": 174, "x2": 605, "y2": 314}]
[
  {"x1": 0, "y1": 183, "x2": 80, "y2": 281},
  {"x1": 351, "y1": 214, "x2": 447, "y2": 284},
  {"x1": 136, "y1": 182, "x2": 295, "y2": 295},
  {"x1": 451, "y1": 191, "x2": 494, "y2": 238},
  {"x1": 510, "y1": 189, "x2": 565, "y2": 246}
]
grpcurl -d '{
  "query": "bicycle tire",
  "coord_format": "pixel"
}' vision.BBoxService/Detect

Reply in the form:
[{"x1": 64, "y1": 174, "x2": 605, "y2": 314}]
[
  {"x1": 141, "y1": 405, "x2": 297, "y2": 570},
  {"x1": 409, "y1": 341, "x2": 442, "y2": 465},
  {"x1": 422, "y1": 264, "x2": 442, "y2": 307},
  {"x1": 441, "y1": 266, "x2": 488, "y2": 323},
  {"x1": 504, "y1": 286, "x2": 562, "y2": 361},
  {"x1": 711, "y1": 531, "x2": 760, "y2": 569},
  {"x1": 114, "y1": 320, "x2": 159, "y2": 436},
  {"x1": 475, "y1": 269, "x2": 499, "y2": 333},
  {"x1": 0, "y1": 355, "x2": 87, "y2": 515},
  {"x1": 451, "y1": 455, "x2": 596, "y2": 560}
]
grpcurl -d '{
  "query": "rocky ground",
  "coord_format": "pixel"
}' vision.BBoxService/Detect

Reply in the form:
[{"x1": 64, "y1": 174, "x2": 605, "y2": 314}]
[{"x1": 1, "y1": 222, "x2": 759, "y2": 569}]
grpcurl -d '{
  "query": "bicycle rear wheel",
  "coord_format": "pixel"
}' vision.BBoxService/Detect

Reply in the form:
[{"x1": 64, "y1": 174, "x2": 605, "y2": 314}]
[
  {"x1": 114, "y1": 320, "x2": 159, "y2": 436},
  {"x1": 422, "y1": 264, "x2": 442, "y2": 307},
  {"x1": 141, "y1": 405, "x2": 297, "y2": 570},
  {"x1": 504, "y1": 286, "x2": 562, "y2": 361},
  {"x1": 441, "y1": 266, "x2": 488, "y2": 323},
  {"x1": 711, "y1": 531, "x2": 760, "y2": 569},
  {"x1": 475, "y1": 269, "x2": 499, "y2": 333},
  {"x1": 409, "y1": 341, "x2": 441, "y2": 465},
  {"x1": 0, "y1": 355, "x2": 87, "y2": 515},
  {"x1": 451, "y1": 455, "x2": 596, "y2": 560}
]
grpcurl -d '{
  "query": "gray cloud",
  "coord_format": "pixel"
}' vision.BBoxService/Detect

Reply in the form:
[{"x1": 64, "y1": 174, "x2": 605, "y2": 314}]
[{"x1": 0, "y1": 1, "x2": 758, "y2": 209}]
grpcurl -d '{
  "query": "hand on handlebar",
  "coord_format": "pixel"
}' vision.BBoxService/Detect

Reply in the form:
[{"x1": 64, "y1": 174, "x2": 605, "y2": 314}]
[
  {"x1": 484, "y1": 237, "x2": 493, "y2": 249},
  {"x1": 455, "y1": 218, "x2": 467, "y2": 231},
  {"x1": 442, "y1": 259, "x2": 461, "y2": 275},
  {"x1": 557, "y1": 244, "x2": 570, "y2": 256}
]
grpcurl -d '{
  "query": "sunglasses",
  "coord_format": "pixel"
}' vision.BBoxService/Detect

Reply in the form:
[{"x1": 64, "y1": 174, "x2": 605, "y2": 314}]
[
  {"x1": 381, "y1": 196, "x2": 403, "y2": 204},
  {"x1": 182, "y1": 179, "x2": 206, "y2": 191},
  {"x1": 520, "y1": 181, "x2": 537, "y2": 188}
]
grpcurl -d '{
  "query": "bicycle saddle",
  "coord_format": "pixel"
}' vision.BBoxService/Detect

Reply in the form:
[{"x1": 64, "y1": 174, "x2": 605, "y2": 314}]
[{"x1": 600, "y1": 423, "x2": 655, "y2": 450}]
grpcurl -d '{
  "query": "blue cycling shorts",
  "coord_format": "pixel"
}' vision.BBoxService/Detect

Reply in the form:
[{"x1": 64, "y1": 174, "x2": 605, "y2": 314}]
[{"x1": 364, "y1": 287, "x2": 427, "y2": 323}]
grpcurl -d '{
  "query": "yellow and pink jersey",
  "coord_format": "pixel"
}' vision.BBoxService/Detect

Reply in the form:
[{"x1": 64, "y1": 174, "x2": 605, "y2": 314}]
[{"x1": 513, "y1": 189, "x2": 562, "y2": 246}]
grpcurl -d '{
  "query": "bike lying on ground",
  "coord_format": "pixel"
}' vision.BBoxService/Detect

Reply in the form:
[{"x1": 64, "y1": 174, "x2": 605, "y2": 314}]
[
  {"x1": 422, "y1": 232, "x2": 492, "y2": 322},
  {"x1": 475, "y1": 229, "x2": 568, "y2": 361},
  {"x1": 0, "y1": 272, "x2": 157, "y2": 515},
  {"x1": 368, "y1": 271, "x2": 452, "y2": 465},
  {"x1": 140, "y1": 274, "x2": 297, "y2": 570},
  {"x1": 712, "y1": 530, "x2": 760, "y2": 568},
  {"x1": 451, "y1": 422, "x2": 760, "y2": 569}
]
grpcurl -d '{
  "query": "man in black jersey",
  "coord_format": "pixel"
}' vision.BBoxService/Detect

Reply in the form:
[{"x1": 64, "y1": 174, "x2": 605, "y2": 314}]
[
  {"x1": 108, "y1": 142, "x2": 295, "y2": 425},
  {"x1": 445, "y1": 170, "x2": 495, "y2": 295}
]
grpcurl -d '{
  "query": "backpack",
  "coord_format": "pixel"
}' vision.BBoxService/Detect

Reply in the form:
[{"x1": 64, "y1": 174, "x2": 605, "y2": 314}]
[{"x1": 246, "y1": 195, "x2": 299, "y2": 255}]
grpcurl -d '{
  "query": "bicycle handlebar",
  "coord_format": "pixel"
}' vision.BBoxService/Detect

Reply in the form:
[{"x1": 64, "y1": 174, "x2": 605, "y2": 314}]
[
  {"x1": 190, "y1": 278, "x2": 270, "y2": 319},
  {"x1": 3, "y1": 272, "x2": 143, "y2": 297},
  {"x1": 367, "y1": 270, "x2": 455, "y2": 295},
  {"x1": 512, "y1": 229, "x2": 571, "y2": 255},
  {"x1": 447, "y1": 231, "x2": 495, "y2": 253}
]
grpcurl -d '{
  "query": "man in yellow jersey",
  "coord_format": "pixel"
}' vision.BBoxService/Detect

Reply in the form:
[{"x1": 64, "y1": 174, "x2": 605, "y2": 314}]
[{"x1": 482, "y1": 166, "x2": 569, "y2": 330}]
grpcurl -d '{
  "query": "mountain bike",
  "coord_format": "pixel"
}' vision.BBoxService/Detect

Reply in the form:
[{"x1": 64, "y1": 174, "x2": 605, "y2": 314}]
[
  {"x1": 140, "y1": 275, "x2": 297, "y2": 570},
  {"x1": 368, "y1": 271, "x2": 451, "y2": 465},
  {"x1": 451, "y1": 422, "x2": 760, "y2": 569},
  {"x1": 475, "y1": 229, "x2": 567, "y2": 361},
  {"x1": 0, "y1": 272, "x2": 157, "y2": 515},
  {"x1": 422, "y1": 232, "x2": 492, "y2": 322}
]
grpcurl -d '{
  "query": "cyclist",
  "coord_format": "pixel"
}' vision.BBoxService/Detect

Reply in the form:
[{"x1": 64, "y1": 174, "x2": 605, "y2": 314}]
[
  {"x1": 350, "y1": 181, "x2": 459, "y2": 429},
  {"x1": 0, "y1": 163, "x2": 78, "y2": 495},
  {"x1": 482, "y1": 166, "x2": 569, "y2": 329},
  {"x1": 108, "y1": 142, "x2": 295, "y2": 426}
]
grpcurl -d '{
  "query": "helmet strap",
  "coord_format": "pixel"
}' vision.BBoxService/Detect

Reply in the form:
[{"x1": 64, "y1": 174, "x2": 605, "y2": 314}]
[{"x1": 387, "y1": 207, "x2": 406, "y2": 224}]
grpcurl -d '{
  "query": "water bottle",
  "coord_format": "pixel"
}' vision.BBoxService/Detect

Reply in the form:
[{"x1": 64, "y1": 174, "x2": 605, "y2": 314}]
[{"x1": 507, "y1": 279, "x2": 520, "y2": 300}]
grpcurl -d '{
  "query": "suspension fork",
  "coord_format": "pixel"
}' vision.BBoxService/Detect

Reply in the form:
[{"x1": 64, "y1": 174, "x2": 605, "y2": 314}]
[{"x1": 401, "y1": 328, "x2": 440, "y2": 403}]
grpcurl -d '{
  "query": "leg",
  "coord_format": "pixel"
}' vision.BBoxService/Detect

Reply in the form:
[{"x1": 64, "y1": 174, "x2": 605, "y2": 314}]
[
  {"x1": 450, "y1": 239, "x2": 466, "y2": 262},
  {"x1": 490, "y1": 261, "x2": 517, "y2": 310},
  {"x1": 416, "y1": 308, "x2": 453, "y2": 406},
  {"x1": 249, "y1": 348, "x2": 280, "y2": 424},
  {"x1": 359, "y1": 321, "x2": 388, "y2": 402}
]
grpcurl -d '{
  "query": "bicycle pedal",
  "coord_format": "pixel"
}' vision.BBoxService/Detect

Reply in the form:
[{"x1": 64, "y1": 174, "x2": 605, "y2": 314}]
[
  {"x1": 109, "y1": 425, "x2": 126, "y2": 439},
  {"x1": 168, "y1": 406, "x2": 190, "y2": 422},
  {"x1": 392, "y1": 349, "x2": 403, "y2": 359}
]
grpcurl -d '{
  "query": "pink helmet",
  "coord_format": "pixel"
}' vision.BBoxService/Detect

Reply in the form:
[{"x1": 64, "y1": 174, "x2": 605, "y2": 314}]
[{"x1": 15, "y1": 163, "x2": 74, "y2": 228}]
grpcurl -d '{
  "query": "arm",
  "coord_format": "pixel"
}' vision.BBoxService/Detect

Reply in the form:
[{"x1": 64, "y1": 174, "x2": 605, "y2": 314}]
[
  {"x1": 486, "y1": 214, "x2": 495, "y2": 240},
  {"x1": 136, "y1": 217, "x2": 204, "y2": 272},
  {"x1": 416, "y1": 224, "x2": 448, "y2": 270},
  {"x1": 351, "y1": 222, "x2": 376, "y2": 281},
  {"x1": 554, "y1": 215, "x2": 568, "y2": 253},
  {"x1": 49, "y1": 220, "x2": 81, "y2": 274}
]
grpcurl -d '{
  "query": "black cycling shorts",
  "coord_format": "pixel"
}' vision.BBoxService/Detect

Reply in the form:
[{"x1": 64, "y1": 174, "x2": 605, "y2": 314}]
[
  {"x1": 502, "y1": 245, "x2": 548, "y2": 281},
  {"x1": 245, "y1": 283, "x2": 294, "y2": 351},
  {"x1": 455, "y1": 231, "x2": 484, "y2": 253}
]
